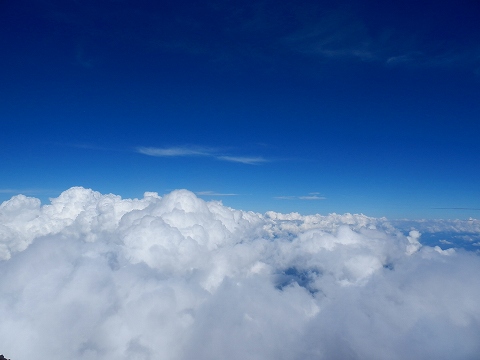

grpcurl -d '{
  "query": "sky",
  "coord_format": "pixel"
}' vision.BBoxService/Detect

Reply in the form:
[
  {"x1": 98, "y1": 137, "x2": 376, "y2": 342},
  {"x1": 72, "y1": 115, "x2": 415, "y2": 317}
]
[
  {"x1": 3, "y1": 3, "x2": 480, "y2": 358},
  {"x1": 1, "y1": 0, "x2": 480, "y2": 218}
]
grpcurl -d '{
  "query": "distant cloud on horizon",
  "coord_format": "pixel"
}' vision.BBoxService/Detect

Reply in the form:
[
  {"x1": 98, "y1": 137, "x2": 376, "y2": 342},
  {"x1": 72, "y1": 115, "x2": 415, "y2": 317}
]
[{"x1": 432, "y1": 207, "x2": 480, "y2": 211}]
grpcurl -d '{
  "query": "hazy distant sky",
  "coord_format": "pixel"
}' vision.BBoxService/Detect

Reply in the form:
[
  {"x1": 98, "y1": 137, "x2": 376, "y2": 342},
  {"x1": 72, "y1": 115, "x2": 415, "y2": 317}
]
[{"x1": 1, "y1": 0, "x2": 479, "y2": 218}]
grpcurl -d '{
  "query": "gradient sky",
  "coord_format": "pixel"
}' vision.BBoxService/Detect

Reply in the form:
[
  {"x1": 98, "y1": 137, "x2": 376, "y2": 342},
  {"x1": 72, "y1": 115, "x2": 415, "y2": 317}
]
[{"x1": 1, "y1": 0, "x2": 479, "y2": 218}]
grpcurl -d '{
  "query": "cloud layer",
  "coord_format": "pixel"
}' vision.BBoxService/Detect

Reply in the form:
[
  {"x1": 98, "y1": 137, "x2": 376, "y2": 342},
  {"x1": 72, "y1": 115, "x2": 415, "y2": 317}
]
[{"x1": 1, "y1": 187, "x2": 480, "y2": 359}]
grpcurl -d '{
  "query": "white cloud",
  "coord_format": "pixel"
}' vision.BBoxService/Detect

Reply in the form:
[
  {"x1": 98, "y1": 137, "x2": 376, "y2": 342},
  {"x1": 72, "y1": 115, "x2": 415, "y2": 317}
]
[
  {"x1": 390, "y1": 218, "x2": 480, "y2": 234},
  {"x1": 440, "y1": 239, "x2": 454, "y2": 245},
  {"x1": 0, "y1": 188, "x2": 49, "y2": 195},
  {"x1": 1, "y1": 187, "x2": 480, "y2": 359},
  {"x1": 195, "y1": 191, "x2": 238, "y2": 196},
  {"x1": 216, "y1": 156, "x2": 268, "y2": 164},
  {"x1": 275, "y1": 193, "x2": 326, "y2": 200},
  {"x1": 0, "y1": 189, "x2": 22, "y2": 194},
  {"x1": 136, "y1": 146, "x2": 213, "y2": 157},
  {"x1": 298, "y1": 195, "x2": 326, "y2": 200},
  {"x1": 136, "y1": 146, "x2": 268, "y2": 165}
]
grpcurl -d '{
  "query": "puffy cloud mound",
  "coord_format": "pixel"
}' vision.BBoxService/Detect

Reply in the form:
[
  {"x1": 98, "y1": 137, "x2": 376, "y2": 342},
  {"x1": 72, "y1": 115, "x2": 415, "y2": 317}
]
[{"x1": 1, "y1": 187, "x2": 480, "y2": 359}]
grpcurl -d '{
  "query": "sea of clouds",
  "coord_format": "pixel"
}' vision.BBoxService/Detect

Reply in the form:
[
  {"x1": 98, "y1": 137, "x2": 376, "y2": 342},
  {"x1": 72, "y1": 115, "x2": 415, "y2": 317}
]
[{"x1": 1, "y1": 187, "x2": 480, "y2": 360}]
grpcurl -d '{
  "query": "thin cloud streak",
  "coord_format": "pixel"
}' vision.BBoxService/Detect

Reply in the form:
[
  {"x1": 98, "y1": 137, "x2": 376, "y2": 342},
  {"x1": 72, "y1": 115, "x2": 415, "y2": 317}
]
[
  {"x1": 137, "y1": 146, "x2": 213, "y2": 157},
  {"x1": 275, "y1": 193, "x2": 326, "y2": 201},
  {"x1": 0, "y1": 188, "x2": 51, "y2": 195},
  {"x1": 299, "y1": 195, "x2": 326, "y2": 200},
  {"x1": 0, "y1": 189, "x2": 25, "y2": 194},
  {"x1": 136, "y1": 146, "x2": 269, "y2": 165},
  {"x1": 216, "y1": 156, "x2": 268, "y2": 165},
  {"x1": 196, "y1": 191, "x2": 238, "y2": 196},
  {"x1": 432, "y1": 207, "x2": 480, "y2": 211},
  {"x1": 281, "y1": 7, "x2": 479, "y2": 72}
]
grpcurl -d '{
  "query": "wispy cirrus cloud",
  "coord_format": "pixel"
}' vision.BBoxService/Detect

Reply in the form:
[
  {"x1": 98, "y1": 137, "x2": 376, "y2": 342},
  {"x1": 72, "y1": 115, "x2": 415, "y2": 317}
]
[
  {"x1": 0, "y1": 188, "x2": 51, "y2": 195},
  {"x1": 275, "y1": 192, "x2": 326, "y2": 200},
  {"x1": 137, "y1": 146, "x2": 214, "y2": 157},
  {"x1": 136, "y1": 146, "x2": 269, "y2": 165},
  {"x1": 195, "y1": 191, "x2": 238, "y2": 196},
  {"x1": 299, "y1": 195, "x2": 326, "y2": 200},
  {"x1": 282, "y1": 6, "x2": 480, "y2": 73},
  {"x1": 432, "y1": 207, "x2": 480, "y2": 211},
  {"x1": 0, "y1": 189, "x2": 23, "y2": 194},
  {"x1": 216, "y1": 156, "x2": 268, "y2": 165}
]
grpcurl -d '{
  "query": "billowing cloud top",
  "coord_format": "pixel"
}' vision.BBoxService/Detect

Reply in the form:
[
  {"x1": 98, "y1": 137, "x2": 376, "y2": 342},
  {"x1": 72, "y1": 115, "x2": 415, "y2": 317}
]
[{"x1": 1, "y1": 187, "x2": 480, "y2": 359}]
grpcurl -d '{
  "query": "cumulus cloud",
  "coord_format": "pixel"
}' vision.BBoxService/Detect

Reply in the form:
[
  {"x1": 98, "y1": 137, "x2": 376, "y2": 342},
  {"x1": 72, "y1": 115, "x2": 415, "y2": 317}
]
[
  {"x1": 136, "y1": 146, "x2": 268, "y2": 165},
  {"x1": 390, "y1": 218, "x2": 480, "y2": 251},
  {"x1": 1, "y1": 187, "x2": 480, "y2": 359}
]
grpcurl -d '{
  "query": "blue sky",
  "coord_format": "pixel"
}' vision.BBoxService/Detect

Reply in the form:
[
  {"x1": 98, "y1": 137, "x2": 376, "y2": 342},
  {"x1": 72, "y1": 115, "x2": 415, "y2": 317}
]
[{"x1": 1, "y1": 0, "x2": 479, "y2": 218}]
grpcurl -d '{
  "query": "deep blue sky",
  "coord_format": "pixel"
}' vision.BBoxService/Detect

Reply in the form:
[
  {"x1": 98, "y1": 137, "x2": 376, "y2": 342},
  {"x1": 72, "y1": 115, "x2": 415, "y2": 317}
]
[{"x1": 1, "y1": 0, "x2": 479, "y2": 218}]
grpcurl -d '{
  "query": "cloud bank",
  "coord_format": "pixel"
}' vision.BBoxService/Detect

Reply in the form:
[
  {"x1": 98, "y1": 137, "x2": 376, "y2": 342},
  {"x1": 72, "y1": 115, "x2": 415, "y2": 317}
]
[{"x1": 1, "y1": 187, "x2": 480, "y2": 359}]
